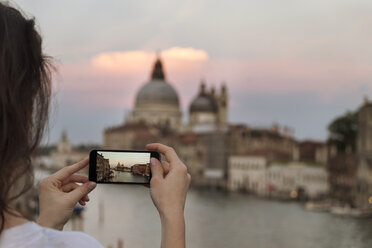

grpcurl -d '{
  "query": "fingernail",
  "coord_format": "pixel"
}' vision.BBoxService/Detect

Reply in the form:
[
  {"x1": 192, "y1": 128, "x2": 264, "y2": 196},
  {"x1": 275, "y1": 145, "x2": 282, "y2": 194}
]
[
  {"x1": 150, "y1": 157, "x2": 157, "y2": 166},
  {"x1": 88, "y1": 182, "x2": 96, "y2": 190}
]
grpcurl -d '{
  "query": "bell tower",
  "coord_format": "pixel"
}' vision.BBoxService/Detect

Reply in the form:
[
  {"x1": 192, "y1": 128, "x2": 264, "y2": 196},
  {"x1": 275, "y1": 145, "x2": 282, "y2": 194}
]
[{"x1": 217, "y1": 83, "x2": 228, "y2": 129}]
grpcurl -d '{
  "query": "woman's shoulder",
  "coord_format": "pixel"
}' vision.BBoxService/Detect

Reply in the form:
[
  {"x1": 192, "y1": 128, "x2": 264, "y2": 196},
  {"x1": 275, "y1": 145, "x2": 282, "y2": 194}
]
[
  {"x1": 0, "y1": 222, "x2": 103, "y2": 248},
  {"x1": 42, "y1": 223, "x2": 103, "y2": 248}
]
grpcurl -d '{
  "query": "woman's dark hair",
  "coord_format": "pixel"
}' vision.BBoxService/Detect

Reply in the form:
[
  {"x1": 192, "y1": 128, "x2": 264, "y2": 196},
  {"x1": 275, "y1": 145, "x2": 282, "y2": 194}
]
[{"x1": 0, "y1": 3, "x2": 52, "y2": 232}]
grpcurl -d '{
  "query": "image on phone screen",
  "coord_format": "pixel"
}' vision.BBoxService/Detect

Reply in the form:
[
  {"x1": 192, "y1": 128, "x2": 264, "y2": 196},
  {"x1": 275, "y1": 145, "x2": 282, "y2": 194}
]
[{"x1": 90, "y1": 150, "x2": 155, "y2": 184}]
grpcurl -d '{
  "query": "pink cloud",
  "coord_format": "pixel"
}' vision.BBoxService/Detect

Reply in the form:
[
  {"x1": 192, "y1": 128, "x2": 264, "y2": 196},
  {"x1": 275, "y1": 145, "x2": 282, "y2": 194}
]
[
  {"x1": 91, "y1": 50, "x2": 152, "y2": 75},
  {"x1": 90, "y1": 47, "x2": 208, "y2": 77},
  {"x1": 56, "y1": 47, "x2": 209, "y2": 109},
  {"x1": 55, "y1": 47, "x2": 372, "y2": 110}
]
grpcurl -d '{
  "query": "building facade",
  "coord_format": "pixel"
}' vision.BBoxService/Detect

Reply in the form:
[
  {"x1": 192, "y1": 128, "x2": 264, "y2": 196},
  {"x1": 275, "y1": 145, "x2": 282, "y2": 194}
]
[
  {"x1": 266, "y1": 163, "x2": 328, "y2": 200},
  {"x1": 96, "y1": 153, "x2": 112, "y2": 182},
  {"x1": 227, "y1": 155, "x2": 267, "y2": 194},
  {"x1": 132, "y1": 163, "x2": 150, "y2": 177},
  {"x1": 103, "y1": 56, "x2": 304, "y2": 189},
  {"x1": 226, "y1": 124, "x2": 297, "y2": 162},
  {"x1": 298, "y1": 140, "x2": 328, "y2": 165},
  {"x1": 228, "y1": 157, "x2": 328, "y2": 199},
  {"x1": 356, "y1": 99, "x2": 372, "y2": 209},
  {"x1": 327, "y1": 153, "x2": 357, "y2": 206}
]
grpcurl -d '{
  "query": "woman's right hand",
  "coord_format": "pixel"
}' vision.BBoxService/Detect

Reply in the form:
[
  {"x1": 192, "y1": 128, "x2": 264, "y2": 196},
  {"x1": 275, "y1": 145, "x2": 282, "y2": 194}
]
[
  {"x1": 146, "y1": 143, "x2": 191, "y2": 218},
  {"x1": 146, "y1": 143, "x2": 191, "y2": 248},
  {"x1": 37, "y1": 158, "x2": 96, "y2": 230}
]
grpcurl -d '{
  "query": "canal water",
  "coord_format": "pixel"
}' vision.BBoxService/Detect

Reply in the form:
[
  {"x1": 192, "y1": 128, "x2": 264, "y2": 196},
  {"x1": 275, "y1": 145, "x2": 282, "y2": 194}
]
[
  {"x1": 68, "y1": 185, "x2": 372, "y2": 248},
  {"x1": 112, "y1": 170, "x2": 148, "y2": 183}
]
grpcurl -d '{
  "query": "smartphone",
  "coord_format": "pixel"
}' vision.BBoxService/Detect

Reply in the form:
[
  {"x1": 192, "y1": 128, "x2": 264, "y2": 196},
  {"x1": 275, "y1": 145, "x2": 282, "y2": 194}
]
[{"x1": 89, "y1": 149, "x2": 159, "y2": 184}]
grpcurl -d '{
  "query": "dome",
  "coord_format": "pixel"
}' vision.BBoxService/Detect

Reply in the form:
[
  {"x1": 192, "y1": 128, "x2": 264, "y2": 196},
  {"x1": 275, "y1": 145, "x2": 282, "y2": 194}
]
[
  {"x1": 135, "y1": 79, "x2": 180, "y2": 106},
  {"x1": 190, "y1": 94, "x2": 217, "y2": 113},
  {"x1": 135, "y1": 57, "x2": 180, "y2": 107}
]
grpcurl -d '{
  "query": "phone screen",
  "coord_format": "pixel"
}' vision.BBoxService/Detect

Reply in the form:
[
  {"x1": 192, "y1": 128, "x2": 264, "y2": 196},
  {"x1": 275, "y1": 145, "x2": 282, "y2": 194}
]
[{"x1": 89, "y1": 150, "x2": 159, "y2": 184}]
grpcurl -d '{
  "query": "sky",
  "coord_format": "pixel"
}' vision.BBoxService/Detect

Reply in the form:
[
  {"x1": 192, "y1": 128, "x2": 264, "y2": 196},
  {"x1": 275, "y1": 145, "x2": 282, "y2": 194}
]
[
  {"x1": 99, "y1": 151, "x2": 150, "y2": 167},
  {"x1": 11, "y1": 0, "x2": 372, "y2": 144}
]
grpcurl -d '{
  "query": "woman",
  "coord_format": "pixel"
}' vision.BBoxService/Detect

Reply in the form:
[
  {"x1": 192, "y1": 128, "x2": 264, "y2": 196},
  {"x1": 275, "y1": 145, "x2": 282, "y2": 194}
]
[{"x1": 0, "y1": 2, "x2": 190, "y2": 248}]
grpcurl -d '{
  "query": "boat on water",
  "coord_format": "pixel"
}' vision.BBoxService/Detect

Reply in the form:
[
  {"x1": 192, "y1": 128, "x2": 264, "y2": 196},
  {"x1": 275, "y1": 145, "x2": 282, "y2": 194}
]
[
  {"x1": 305, "y1": 201, "x2": 331, "y2": 212},
  {"x1": 330, "y1": 206, "x2": 372, "y2": 218},
  {"x1": 305, "y1": 201, "x2": 372, "y2": 218}
]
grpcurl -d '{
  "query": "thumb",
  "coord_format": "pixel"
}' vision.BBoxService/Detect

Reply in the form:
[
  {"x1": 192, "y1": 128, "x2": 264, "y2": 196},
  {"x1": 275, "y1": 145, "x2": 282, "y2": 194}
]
[
  {"x1": 69, "y1": 181, "x2": 96, "y2": 203},
  {"x1": 150, "y1": 158, "x2": 164, "y2": 179}
]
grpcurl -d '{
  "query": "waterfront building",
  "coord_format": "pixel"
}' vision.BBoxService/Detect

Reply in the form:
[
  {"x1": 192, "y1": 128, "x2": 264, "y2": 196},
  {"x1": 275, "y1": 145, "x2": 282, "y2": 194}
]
[
  {"x1": 102, "y1": 56, "x2": 304, "y2": 188},
  {"x1": 227, "y1": 155, "x2": 267, "y2": 194},
  {"x1": 97, "y1": 153, "x2": 112, "y2": 182},
  {"x1": 132, "y1": 163, "x2": 150, "y2": 177},
  {"x1": 176, "y1": 131, "x2": 227, "y2": 187},
  {"x1": 201, "y1": 132, "x2": 227, "y2": 188},
  {"x1": 226, "y1": 124, "x2": 297, "y2": 162},
  {"x1": 266, "y1": 164, "x2": 301, "y2": 199},
  {"x1": 300, "y1": 166, "x2": 329, "y2": 199},
  {"x1": 328, "y1": 152, "x2": 357, "y2": 206},
  {"x1": 175, "y1": 132, "x2": 206, "y2": 183},
  {"x1": 105, "y1": 117, "x2": 162, "y2": 150},
  {"x1": 356, "y1": 98, "x2": 372, "y2": 209},
  {"x1": 228, "y1": 157, "x2": 328, "y2": 199},
  {"x1": 298, "y1": 140, "x2": 328, "y2": 165},
  {"x1": 266, "y1": 162, "x2": 328, "y2": 200}
]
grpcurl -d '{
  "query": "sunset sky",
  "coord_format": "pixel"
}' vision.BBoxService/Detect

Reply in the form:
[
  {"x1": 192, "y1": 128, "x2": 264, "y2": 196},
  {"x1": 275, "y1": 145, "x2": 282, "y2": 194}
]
[
  {"x1": 99, "y1": 152, "x2": 150, "y2": 167},
  {"x1": 13, "y1": 0, "x2": 372, "y2": 144}
]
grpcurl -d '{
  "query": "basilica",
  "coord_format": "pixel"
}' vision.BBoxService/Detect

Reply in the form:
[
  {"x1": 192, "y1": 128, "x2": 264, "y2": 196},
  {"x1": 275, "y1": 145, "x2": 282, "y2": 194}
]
[
  {"x1": 124, "y1": 56, "x2": 228, "y2": 133},
  {"x1": 103, "y1": 57, "x2": 298, "y2": 187}
]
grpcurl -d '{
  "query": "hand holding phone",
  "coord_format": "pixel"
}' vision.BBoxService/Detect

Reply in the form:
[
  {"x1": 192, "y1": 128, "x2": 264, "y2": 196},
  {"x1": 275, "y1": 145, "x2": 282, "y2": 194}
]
[
  {"x1": 89, "y1": 145, "x2": 190, "y2": 248},
  {"x1": 38, "y1": 158, "x2": 96, "y2": 230},
  {"x1": 146, "y1": 143, "x2": 191, "y2": 215},
  {"x1": 89, "y1": 150, "x2": 160, "y2": 184},
  {"x1": 146, "y1": 143, "x2": 191, "y2": 248}
]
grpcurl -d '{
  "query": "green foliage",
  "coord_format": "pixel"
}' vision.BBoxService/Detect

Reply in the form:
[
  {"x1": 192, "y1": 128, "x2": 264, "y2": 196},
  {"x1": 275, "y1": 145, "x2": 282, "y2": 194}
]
[{"x1": 327, "y1": 111, "x2": 358, "y2": 153}]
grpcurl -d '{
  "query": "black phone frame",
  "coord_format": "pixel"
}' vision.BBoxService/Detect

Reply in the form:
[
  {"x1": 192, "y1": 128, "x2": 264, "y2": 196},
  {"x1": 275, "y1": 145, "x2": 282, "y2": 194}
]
[{"x1": 89, "y1": 149, "x2": 159, "y2": 184}]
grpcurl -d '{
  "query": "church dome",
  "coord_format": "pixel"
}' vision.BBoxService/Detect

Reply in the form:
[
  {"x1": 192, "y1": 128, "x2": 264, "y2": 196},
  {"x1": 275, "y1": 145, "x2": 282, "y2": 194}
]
[
  {"x1": 136, "y1": 80, "x2": 179, "y2": 106},
  {"x1": 190, "y1": 94, "x2": 217, "y2": 113},
  {"x1": 190, "y1": 82, "x2": 217, "y2": 113},
  {"x1": 135, "y1": 58, "x2": 180, "y2": 107}
]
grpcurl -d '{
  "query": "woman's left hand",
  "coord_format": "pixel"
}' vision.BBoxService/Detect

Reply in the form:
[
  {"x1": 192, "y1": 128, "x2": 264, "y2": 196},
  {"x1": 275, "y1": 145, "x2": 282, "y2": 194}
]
[{"x1": 37, "y1": 158, "x2": 96, "y2": 230}]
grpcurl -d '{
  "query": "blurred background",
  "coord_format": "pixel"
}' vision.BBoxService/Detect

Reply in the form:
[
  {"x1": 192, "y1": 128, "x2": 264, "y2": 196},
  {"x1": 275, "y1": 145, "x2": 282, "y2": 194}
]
[{"x1": 10, "y1": 0, "x2": 372, "y2": 247}]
